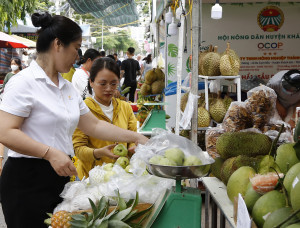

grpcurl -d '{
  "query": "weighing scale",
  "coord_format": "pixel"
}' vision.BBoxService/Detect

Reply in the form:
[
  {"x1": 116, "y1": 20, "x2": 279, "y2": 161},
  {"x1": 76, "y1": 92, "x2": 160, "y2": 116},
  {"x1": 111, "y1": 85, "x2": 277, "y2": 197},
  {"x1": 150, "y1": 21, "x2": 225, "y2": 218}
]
[{"x1": 145, "y1": 162, "x2": 214, "y2": 228}]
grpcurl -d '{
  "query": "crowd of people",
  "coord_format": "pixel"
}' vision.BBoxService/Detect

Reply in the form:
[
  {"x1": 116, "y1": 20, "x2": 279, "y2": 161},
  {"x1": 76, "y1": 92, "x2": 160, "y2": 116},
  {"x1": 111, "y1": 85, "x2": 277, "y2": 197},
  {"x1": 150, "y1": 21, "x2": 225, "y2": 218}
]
[{"x1": 0, "y1": 12, "x2": 149, "y2": 227}]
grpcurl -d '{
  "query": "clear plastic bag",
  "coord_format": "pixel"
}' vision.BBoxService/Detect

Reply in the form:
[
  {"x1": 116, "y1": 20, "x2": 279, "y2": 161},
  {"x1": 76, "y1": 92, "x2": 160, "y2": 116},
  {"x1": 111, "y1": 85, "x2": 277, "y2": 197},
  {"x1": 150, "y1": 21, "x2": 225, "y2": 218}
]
[
  {"x1": 245, "y1": 85, "x2": 277, "y2": 130},
  {"x1": 205, "y1": 127, "x2": 225, "y2": 158},
  {"x1": 132, "y1": 129, "x2": 214, "y2": 165},
  {"x1": 179, "y1": 92, "x2": 200, "y2": 129},
  {"x1": 222, "y1": 101, "x2": 252, "y2": 132}
]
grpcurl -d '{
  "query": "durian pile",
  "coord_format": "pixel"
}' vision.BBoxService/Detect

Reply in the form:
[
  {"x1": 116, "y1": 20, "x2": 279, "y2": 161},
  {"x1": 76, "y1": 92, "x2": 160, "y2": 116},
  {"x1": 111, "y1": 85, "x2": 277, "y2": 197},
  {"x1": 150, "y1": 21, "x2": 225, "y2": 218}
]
[
  {"x1": 199, "y1": 42, "x2": 240, "y2": 76},
  {"x1": 140, "y1": 68, "x2": 165, "y2": 96},
  {"x1": 209, "y1": 126, "x2": 300, "y2": 228},
  {"x1": 180, "y1": 91, "x2": 233, "y2": 127},
  {"x1": 206, "y1": 85, "x2": 292, "y2": 159}
]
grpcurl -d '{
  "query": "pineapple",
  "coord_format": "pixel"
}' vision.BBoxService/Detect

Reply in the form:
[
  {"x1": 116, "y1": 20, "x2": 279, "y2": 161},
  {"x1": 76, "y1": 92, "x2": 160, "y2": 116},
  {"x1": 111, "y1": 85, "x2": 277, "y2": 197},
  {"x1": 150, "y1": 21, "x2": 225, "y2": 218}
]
[{"x1": 51, "y1": 210, "x2": 72, "y2": 228}]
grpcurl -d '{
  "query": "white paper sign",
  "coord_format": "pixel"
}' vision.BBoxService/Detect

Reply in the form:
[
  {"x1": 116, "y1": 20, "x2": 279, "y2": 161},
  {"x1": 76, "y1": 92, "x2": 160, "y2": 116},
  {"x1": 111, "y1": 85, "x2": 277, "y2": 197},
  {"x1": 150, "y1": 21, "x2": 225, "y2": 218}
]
[{"x1": 237, "y1": 193, "x2": 252, "y2": 228}]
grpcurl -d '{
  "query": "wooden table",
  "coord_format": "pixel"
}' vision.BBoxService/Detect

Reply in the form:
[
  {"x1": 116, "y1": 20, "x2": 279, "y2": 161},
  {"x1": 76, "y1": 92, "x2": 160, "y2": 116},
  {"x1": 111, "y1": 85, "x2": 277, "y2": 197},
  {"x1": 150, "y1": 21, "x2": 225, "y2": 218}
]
[{"x1": 202, "y1": 177, "x2": 236, "y2": 228}]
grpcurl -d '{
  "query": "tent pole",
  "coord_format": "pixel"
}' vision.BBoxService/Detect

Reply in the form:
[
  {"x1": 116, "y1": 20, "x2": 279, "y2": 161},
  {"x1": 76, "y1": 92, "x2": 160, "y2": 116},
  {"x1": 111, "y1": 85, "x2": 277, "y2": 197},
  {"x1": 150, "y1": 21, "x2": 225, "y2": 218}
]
[
  {"x1": 175, "y1": 0, "x2": 186, "y2": 135},
  {"x1": 191, "y1": 0, "x2": 201, "y2": 144}
]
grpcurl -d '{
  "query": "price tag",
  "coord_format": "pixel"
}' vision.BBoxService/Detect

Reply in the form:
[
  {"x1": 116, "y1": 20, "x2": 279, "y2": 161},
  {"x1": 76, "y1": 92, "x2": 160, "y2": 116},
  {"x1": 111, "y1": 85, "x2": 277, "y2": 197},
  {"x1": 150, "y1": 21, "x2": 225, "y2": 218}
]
[{"x1": 237, "y1": 193, "x2": 251, "y2": 228}]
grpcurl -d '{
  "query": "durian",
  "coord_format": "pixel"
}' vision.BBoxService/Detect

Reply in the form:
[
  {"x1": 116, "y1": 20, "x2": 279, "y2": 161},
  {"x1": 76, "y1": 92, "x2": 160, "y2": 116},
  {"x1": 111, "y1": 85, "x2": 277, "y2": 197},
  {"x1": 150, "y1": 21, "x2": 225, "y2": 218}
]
[
  {"x1": 145, "y1": 69, "x2": 157, "y2": 84},
  {"x1": 154, "y1": 68, "x2": 165, "y2": 81},
  {"x1": 223, "y1": 94, "x2": 233, "y2": 111},
  {"x1": 151, "y1": 80, "x2": 165, "y2": 94},
  {"x1": 140, "y1": 83, "x2": 151, "y2": 96},
  {"x1": 220, "y1": 42, "x2": 240, "y2": 76},
  {"x1": 209, "y1": 93, "x2": 227, "y2": 123},
  {"x1": 202, "y1": 46, "x2": 221, "y2": 76},
  {"x1": 198, "y1": 45, "x2": 213, "y2": 75},
  {"x1": 198, "y1": 104, "x2": 211, "y2": 127},
  {"x1": 180, "y1": 92, "x2": 189, "y2": 112}
]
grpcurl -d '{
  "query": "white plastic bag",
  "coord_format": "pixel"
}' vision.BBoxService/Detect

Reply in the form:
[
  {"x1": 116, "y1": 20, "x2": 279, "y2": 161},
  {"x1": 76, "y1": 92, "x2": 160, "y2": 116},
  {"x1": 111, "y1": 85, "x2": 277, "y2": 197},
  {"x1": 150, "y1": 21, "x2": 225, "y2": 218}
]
[{"x1": 179, "y1": 92, "x2": 199, "y2": 129}]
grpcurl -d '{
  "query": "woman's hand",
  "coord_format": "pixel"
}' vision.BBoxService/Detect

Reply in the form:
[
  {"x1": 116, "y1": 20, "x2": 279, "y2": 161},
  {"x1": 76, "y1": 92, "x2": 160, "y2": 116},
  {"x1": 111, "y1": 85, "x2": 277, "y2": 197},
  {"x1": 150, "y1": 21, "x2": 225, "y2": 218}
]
[
  {"x1": 93, "y1": 144, "x2": 119, "y2": 160},
  {"x1": 43, "y1": 147, "x2": 77, "y2": 177},
  {"x1": 135, "y1": 134, "x2": 149, "y2": 145},
  {"x1": 128, "y1": 145, "x2": 136, "y2": 156}
]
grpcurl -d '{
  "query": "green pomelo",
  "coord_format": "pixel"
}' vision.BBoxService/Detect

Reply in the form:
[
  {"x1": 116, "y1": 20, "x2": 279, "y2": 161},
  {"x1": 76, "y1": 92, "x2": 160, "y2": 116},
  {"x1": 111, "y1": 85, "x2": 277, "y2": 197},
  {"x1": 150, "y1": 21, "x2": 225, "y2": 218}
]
[
  {"x1": 258, "y1": 155, "x2": 281, "y2": 174},
  {"x1": 165, "y1": 148, "x2": 185, "y2": 166},
  {"x1": 158, "y1": 157, "x2": 177, "y2": 166},
  {"x1": 210, "y1": 157, "x2": 224, "y2": 180},
  {"x1": 290, "y1": 174, "x2": 300, "y2": 218},
  {"x1": 183, "y1": 155, "x2": 202, "y2": 166},
  {"x1": 275, "y1": 143, "x2": 300, "y2": 174},
  {"x1": 149, "y1": 155, "x2": 164, "y2": 165},
  {"x1": 252, "y1": 190, "x2": 286, "y2": 228},
  {"x1": 244, "y1": 182, "x2": 261, "y2": 214},
  {"x1": 286, "y1": 224, "x2": 300, "y2": 228},
  {"x1": 216, "y1": 132, "x2": 272, "y2": 159},
  {"x1": 263, "y1": 207, "x2": 298, "y2": 228},
  {"x1": 221, "y1": 155, "x2": 261, "y2": 184},
  {"x1": 226, "y1": 166, "x2": 256, "y2": 202},
  {"x1": 283, "y1": 163, "x2": 300, "y2": 196}
]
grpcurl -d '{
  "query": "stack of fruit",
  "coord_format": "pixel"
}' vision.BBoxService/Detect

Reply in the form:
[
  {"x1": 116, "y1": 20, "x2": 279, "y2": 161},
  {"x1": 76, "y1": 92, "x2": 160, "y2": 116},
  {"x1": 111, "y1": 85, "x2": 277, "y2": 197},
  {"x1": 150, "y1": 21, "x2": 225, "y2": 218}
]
[
  {"x1": 210, "y1": 127, "x2": 300, "y2": 228},
  {"x1": 198, "y1": 42, "x2": 240, "y2": 77},
  {"x1": 180, "y1": 92, "x2": 233, "y2": 126},
  {"x1": 149, "y1": 147, "x2": 203, "y2": 166},
  {"x1": 140, "y1": 68, "x2": 165, "y2": 96},
  {"x1": 47, "y1": 192, "x2": 152, "y2": 228}
]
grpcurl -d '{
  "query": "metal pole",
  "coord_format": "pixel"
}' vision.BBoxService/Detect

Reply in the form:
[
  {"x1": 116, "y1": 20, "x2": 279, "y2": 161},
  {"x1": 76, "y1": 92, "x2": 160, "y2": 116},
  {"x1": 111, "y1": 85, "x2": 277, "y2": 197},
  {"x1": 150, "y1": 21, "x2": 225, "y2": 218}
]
[
  {"x1": 155, "y1": 22, "x2": 159, "y2": 58},
  {"x1": 191, "y1": 0, "x2": 200, "y2": 143},
  {"x1": 175, "y1": 0, "x2": 186, "y2": 135},
  {"x1": 101, "y1": 21, "x2": 104, "y2": 51},
  {"x1": 164, "y1": 22, "x2": 168, "y2": 86}
]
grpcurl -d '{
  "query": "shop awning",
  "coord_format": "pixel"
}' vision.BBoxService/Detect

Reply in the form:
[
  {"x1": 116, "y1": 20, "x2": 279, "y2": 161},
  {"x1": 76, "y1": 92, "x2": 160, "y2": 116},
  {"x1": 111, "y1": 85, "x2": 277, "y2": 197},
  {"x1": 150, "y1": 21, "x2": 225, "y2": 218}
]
[{"x1": 67, "y1": 0, "x2": 139, "y2": 27}]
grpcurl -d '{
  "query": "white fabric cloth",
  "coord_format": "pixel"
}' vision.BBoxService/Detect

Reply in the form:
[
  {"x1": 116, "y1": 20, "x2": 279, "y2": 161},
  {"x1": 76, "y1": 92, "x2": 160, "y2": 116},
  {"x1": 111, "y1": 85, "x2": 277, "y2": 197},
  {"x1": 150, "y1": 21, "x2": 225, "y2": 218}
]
[
  {"x1": 72, "y1": 67, "x2": 91, "y2": 100},
  {"x1": 0, "y1": 60, "x2": 90, "y2": 158},
  {"x1": 93, "y1": 97, "x2": 114, "y2": 121},
  {"x1": 141, "y1": 61, "x2": 153, "y2": 80}
]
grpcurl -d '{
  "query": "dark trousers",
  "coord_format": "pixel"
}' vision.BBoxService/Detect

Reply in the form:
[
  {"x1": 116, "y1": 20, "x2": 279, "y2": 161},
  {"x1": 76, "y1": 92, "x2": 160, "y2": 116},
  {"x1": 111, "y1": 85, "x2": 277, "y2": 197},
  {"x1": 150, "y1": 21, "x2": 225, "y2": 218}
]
[
  {"x1": 0, "y1": 157, "x2": 69, "y2": 228},
  {"x1": 124, "y1": 82, "x2": 137, "y2": 102}
]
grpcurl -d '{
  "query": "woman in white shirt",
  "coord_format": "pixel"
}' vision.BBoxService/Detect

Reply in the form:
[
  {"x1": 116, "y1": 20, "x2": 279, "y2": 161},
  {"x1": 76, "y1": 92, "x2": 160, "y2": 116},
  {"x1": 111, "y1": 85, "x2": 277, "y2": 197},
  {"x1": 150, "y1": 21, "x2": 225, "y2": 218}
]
[
  {"x1": 141, "y1": 54, "x2": 152, "y2": 81},
  {"x1": 0, "y1": 12, "x2": 148, "y2": 228},
  {"x1": 72, "y1": 48, "x2": 101, "y2": 99}
]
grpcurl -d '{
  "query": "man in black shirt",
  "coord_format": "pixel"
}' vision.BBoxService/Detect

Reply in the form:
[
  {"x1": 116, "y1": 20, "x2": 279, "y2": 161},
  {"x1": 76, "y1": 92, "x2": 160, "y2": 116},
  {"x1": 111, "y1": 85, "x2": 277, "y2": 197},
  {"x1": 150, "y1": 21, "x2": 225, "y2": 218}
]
[
  {"x1": 114, "y1": 53, "x2": 122, "y2": 69},
  {"x1": 121, "y1": 47, "x2": 141, "y2": 102}
]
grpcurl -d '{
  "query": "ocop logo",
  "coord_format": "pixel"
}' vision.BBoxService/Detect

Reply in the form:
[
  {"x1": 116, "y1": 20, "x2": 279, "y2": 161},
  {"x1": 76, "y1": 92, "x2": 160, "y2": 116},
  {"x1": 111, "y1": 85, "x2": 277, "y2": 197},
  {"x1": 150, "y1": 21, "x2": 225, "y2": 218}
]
[
  {"x1": 257, "y1": 6, "x2": 284, "y2": 32},
  {"x1": 258, "y1": 42, "x2": 283, "y2": 49}
]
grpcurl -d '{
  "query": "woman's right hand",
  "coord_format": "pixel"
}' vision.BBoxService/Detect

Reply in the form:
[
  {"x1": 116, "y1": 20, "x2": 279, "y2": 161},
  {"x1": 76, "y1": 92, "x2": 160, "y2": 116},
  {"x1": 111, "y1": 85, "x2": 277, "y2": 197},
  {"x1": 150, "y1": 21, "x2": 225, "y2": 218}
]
[
  {"x1": 43, "y1": 147, "x2": 77, "y2": 177},
  {"x1": 93, "y1": 144, "x2": 119, "y2": 160}
]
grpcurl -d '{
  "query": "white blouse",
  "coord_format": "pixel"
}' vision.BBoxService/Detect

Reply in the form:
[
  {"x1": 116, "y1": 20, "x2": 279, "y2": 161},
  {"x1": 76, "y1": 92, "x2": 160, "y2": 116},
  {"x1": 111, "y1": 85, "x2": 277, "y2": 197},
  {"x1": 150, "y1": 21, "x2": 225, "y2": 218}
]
[{"x1": 0, "y1": 60, "x2": 90, "y2": 158}]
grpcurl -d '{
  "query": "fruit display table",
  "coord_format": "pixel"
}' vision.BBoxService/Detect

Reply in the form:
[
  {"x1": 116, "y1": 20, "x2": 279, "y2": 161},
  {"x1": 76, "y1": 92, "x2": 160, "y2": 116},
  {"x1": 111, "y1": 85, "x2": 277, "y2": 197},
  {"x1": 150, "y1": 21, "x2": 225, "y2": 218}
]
[{"x1": 202, "y1": 177, "x2": 237, "y2": 228}]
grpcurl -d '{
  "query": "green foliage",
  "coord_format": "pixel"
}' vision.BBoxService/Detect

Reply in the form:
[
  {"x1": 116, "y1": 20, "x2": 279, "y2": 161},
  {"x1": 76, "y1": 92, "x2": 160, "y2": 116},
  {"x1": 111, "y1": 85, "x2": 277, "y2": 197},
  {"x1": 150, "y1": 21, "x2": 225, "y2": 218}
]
[
  {"x1": 94, "y1": 30, "x2": 139, "y2": 53},
  {"x1": 68, "y1": 191, "x2": 153, "y2": 228},
  {"x1": 168, "y1": 63, "x2": 176, "y2": 77},
  {"x1": 168, "y1": 44, "x2": 178, "y2": 57},
  {"x1": 0, "y1": 0, "x2": 37, "y2": 32}
]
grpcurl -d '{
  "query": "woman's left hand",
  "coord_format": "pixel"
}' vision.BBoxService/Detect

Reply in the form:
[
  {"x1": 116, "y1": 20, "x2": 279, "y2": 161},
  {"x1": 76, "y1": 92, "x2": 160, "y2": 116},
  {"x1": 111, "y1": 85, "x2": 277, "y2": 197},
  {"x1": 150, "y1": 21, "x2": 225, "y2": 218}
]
[{"x1": 128, "y1": 145, "x2": 136, "y2": 154}]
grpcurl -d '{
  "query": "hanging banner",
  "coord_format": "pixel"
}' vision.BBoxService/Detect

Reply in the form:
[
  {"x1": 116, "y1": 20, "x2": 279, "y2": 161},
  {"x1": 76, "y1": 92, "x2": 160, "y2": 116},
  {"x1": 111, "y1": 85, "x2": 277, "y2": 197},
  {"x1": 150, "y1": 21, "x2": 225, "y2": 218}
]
[{"x1": 200, "y1": 2, "x2": 300, "y2": 86}]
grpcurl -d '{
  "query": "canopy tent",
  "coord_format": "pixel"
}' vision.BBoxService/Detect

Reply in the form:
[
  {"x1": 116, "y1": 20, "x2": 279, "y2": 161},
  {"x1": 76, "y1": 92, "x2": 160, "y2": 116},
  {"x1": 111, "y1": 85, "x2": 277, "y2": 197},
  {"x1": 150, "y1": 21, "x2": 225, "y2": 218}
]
[
  {"x1": 67, "y1": 0, "x2": 139, "y2": 27},
  {"x1": 0, "y1": 31, "x2": 28, "y2": 48},
  {"x1": 10, "y1": 35, "x2": 36, "y2": 48}
]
